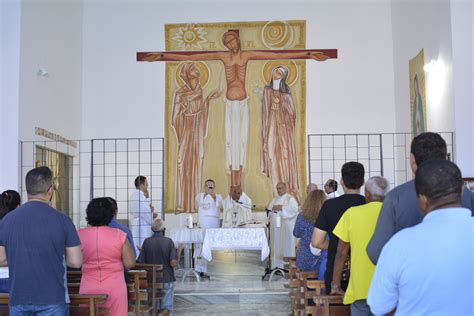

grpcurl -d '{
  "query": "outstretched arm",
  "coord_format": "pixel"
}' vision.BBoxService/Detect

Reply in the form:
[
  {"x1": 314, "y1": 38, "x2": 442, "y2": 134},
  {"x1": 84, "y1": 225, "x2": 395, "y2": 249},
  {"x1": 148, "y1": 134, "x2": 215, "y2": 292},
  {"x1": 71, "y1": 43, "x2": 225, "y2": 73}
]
[
  {"x1": 245, "y1": 50, "x2": 332, "y2": 61},
  {"x1": 137, "y1": 51, "x2": 225, "y2": 62}
]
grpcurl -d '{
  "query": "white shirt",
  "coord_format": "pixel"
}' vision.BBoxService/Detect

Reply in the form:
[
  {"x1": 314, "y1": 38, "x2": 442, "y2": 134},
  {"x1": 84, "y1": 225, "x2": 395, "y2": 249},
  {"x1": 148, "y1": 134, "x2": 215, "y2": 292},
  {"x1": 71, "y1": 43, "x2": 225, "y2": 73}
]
[
  {"x1": 327, "y1": 191, "x2": 340, "y2": 199},
  {"x1": 129, "y1": 190, "x2": 152, "y2": 224}
]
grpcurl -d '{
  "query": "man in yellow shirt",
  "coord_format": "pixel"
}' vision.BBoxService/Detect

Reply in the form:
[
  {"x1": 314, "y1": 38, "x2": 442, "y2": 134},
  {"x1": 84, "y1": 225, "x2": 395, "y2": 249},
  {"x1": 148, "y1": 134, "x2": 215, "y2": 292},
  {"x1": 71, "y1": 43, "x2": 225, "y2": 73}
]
[{"x1": 331, "y1": 176, "x2": 390, "y2": 316}]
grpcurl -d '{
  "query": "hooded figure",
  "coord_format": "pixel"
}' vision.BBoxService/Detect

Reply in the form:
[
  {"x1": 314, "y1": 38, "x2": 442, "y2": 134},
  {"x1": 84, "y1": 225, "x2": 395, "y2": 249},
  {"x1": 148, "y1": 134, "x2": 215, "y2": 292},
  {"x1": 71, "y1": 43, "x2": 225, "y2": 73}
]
[
  {"x1": 412, "y1": 74, "x2": 425, "y2": 136},
  {"x1": 261, "y1": 66, "x2": 299, "y2": 198},
  {"x1": 171, "y1": 62, "x2": 212, "y2": 214}
]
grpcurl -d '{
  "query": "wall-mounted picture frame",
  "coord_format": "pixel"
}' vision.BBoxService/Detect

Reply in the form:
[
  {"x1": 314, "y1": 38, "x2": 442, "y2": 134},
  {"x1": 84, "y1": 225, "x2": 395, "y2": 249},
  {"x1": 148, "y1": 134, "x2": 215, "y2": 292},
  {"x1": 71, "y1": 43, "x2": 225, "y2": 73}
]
[{"x1": 463, "y1": 178, "x2": 474, "y2": 193}]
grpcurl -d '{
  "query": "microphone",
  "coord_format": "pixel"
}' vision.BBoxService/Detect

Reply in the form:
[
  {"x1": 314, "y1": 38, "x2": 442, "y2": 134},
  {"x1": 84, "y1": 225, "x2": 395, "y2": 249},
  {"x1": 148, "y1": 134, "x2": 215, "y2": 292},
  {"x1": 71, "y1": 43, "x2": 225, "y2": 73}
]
[{"x1": 235, "y1": 200, "x2": 256, "y2": 208}]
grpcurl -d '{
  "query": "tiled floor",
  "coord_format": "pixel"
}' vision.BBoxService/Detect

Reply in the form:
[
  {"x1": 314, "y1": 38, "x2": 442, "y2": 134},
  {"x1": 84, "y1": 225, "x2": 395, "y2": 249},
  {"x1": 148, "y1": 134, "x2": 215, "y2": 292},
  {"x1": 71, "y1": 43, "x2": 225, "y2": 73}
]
[{"x1": 173, "y1": 250, "x2": 291, "y2": 315}]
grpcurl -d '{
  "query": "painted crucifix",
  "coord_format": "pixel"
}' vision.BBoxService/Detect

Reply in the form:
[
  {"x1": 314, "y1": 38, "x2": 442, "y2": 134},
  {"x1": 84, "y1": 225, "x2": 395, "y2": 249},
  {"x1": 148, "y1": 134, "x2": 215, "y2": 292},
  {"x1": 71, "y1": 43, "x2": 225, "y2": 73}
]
[{"x1": 137, "y1": 29, "x2": 337, "y2": 189}]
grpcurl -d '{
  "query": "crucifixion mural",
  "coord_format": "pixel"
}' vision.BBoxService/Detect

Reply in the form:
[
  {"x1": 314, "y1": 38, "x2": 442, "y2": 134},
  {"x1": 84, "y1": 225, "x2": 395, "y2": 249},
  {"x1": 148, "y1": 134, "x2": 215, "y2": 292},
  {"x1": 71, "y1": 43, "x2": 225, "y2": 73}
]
[{"x1": 137, "y1": 20, "x2": 337, "y2": 213}]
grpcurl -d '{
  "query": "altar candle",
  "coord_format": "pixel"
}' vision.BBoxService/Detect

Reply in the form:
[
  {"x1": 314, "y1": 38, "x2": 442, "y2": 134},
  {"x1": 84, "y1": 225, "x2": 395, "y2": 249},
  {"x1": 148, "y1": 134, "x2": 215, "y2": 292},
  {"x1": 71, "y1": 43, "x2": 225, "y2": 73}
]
[
  {"x1": 187, "y1": 214, "x2": 193, "y2": 228},
  {"x1": 276, "y1": 214, "x2": 281, "y2": 228}
]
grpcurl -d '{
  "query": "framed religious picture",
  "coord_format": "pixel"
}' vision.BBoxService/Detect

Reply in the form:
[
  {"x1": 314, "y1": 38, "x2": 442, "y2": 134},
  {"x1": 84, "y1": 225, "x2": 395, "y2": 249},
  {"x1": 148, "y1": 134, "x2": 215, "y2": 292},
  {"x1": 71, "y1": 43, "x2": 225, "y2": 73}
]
[
  {"x1": 463, "y1": 178, "x2": 474, "y2": 193},
  {"x1": 409, "y1": 49, "x2": 427, "y2": 137}
]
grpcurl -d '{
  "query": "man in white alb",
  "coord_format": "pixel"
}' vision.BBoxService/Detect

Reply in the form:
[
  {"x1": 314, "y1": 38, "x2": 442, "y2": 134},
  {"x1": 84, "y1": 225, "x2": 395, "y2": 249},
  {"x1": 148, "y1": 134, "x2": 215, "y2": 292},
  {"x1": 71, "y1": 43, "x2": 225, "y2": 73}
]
[
  {"x1": 129, "y1": 175, "x2": 156, "y2": 250},
  {"x1": 196, "y1": 179, "x2": 223, "y2": 229},
  {"x1": 222, "y1": 185, "x2": 252, "y2": 228},
  {"x1": 267, "y1": 182, "x2": 298, "y2": 269},
  {"x1": 194, "y1": 179, "x2": 223, "y2": 275}
]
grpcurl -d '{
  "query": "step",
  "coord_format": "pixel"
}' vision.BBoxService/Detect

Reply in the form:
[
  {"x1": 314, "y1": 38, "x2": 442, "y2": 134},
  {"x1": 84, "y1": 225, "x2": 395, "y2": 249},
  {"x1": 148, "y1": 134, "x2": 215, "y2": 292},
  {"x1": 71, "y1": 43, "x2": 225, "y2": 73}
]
[{"x1": 174, "y1": 291, "x2": 291, "y2": 315}]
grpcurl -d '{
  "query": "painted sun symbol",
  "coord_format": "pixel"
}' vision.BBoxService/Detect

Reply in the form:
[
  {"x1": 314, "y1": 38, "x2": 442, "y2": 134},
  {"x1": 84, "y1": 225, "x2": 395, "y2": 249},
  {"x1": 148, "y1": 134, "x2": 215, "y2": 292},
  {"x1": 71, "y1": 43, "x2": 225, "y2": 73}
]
[{"x1": 172, "y1": 24, "x2": 208, "y2": 50}]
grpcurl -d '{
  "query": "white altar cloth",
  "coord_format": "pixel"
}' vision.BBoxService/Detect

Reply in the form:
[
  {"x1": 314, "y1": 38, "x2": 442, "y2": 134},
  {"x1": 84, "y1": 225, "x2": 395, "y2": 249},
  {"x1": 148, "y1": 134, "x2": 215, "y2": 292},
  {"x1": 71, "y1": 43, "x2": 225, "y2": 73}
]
[
  {"x1": 169, "y1": 227, "x2": 205, "y2": 244},
  {"x1": 201, "y1": 228, "x2": 269, "y2": 262}
]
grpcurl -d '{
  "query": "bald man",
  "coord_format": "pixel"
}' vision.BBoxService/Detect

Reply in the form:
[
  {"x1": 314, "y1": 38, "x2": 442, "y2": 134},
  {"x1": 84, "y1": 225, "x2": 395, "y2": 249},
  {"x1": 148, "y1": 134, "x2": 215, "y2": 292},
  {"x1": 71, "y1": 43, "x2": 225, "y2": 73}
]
[{"x1": 307, "y1": 183, "x2": 318, "y2": 194}]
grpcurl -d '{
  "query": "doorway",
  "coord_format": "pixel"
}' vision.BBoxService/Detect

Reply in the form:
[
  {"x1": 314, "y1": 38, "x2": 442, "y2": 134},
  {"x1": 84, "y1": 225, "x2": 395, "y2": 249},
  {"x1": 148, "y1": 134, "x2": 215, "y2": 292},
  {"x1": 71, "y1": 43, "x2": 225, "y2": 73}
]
[{"x1": 35, "y1": 146, "x2": 73, "y2": 215}]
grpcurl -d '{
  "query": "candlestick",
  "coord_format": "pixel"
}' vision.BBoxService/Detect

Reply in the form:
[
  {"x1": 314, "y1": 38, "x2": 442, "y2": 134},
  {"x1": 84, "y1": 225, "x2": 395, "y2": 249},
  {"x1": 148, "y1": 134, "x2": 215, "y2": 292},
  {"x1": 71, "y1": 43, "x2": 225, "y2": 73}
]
[{"x1": 187, "y1": 214, "x2": 193, "y2": 228}]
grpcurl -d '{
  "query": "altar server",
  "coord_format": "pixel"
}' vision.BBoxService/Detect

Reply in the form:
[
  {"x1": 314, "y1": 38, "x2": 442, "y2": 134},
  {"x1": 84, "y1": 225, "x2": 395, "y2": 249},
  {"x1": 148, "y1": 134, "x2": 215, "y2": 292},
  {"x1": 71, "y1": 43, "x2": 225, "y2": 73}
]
[
  {"x1": 129, "y1": 175, "x2": 155, "y2": 248},
  {"x1": 194, "y1": 179, "x2": 223, "y2": 275}
]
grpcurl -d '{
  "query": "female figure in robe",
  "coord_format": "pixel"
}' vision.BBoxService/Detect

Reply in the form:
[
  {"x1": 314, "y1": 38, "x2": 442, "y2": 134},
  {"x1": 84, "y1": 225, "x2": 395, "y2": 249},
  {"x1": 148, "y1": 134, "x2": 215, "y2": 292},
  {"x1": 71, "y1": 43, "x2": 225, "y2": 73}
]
[
  {"x1": 412, "y1": 74, "x2": 425, "y2": 136},
  {"x1": 260, "y1": 66, "x2": 299, "y2": 197},
  {"x1": 172, "y1": 62, "x2": 220, "y2": 213}
]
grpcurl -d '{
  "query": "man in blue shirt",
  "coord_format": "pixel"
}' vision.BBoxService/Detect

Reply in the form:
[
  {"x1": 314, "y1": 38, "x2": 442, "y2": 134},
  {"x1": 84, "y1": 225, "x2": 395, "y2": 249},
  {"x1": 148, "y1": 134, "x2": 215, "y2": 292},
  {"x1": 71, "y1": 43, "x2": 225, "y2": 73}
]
[
  {"x1": 0, "y1": 167, "x2": 83, "y2": 315},
  {"x1": 107, "y1": 197, "x2": 137, "y2": 257},
  {"x1": 368, "y1": 160, "x2": 473, "y2": 315}
]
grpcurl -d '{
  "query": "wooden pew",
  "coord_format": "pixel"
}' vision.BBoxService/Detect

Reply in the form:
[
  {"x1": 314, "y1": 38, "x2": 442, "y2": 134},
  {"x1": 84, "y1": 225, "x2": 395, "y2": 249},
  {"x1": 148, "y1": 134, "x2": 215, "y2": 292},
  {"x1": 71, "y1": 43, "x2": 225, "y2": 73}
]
[
  {"x1": 311, "y1": 295, "x2": 350, "y2": 316},
  {"x1": 0, "y1": 293, "x2": 108, "y2": 316},
  {"x1": 134, "y1": 263, "x2": 164, "y2": 316},
  {"x1": 283, "y1": 256, "x2": 321, "y2": 316},
  {"x1": 283, "y1": 256, "x2": 297, "y2": 274},
  {"x1": 68, "y1": 268, "x2": 157, "y2": 315},
  {"x1": 283, "y1": 257, "x2": 300, "y2": 315},
  {"x1": 303, "y1": 278, "x2": 325, "y2": 315},
  {"x1": 128, "y1": 269, "x2": 152, "y2": 316},
  {"x1": 69, "y1": 294, "x2": 109, "y2": 316},
  {"x1": 302, "y1": 277, "x2": 350, "y2": 316},
  {"x1": 67, "y1": 270, "x2": 83, "y2": 294},
  {"x1": 293, "y1": 271, "x2": 318, "y2": 316}
]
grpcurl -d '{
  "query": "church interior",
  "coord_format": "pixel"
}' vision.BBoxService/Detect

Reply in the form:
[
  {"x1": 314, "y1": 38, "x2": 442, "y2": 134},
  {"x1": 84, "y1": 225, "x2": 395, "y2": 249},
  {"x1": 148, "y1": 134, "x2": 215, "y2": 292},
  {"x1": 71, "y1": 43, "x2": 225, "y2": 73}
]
[{"x1": 0, "y1": 0, "x2": 473, "y2": 315}]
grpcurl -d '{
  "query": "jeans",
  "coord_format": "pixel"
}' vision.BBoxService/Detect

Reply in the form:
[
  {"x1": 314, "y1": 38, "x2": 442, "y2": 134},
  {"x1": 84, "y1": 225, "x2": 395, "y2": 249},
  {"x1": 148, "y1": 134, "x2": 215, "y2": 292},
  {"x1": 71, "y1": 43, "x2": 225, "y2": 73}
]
[
  {"x1": 9, "y1": 303, "x2": 69, "y2": 316},
  {"x1": 159, "y1": 282, "x2": 174, "y2": 311},
  {"x1": 0, "y1": 278, "x2": 9, "y2": 293},
  {"x1": 351, "y1": 300, "x2": 373, "y2": 316},
  {"x1": 318, "y1": 250, "x2": 327, "y2": 281}
]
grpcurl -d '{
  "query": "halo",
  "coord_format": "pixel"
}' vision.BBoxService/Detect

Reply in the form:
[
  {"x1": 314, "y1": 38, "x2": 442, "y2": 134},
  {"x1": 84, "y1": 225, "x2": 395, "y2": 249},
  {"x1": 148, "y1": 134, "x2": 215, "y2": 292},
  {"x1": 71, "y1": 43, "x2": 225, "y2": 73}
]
[
  {"x1": 175, "y1": 61, "x2": 210, "y2": 88},
  {"x1": 261, "y1": 20, "x2": 295, "y2": 49},
  {"x1": 262, "y1": 60, "x2": 299, "y2": 86}
]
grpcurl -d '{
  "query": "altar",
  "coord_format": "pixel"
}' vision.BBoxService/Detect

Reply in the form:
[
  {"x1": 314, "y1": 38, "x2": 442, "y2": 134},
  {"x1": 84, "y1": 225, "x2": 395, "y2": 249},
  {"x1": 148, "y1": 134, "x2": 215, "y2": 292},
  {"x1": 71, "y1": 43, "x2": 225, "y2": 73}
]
[
  {"x1": 201, "y1": 227, "x2": 269, "y2": 262},
  {"x1": 169, "y1": 226, "x2": 269, "y2": 281}
]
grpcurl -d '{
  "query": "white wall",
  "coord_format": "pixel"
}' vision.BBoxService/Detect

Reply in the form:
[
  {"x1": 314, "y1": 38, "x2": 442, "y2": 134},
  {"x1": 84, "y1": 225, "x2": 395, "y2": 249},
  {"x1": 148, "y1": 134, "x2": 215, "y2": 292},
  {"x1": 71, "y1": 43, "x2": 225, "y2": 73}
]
[
  {"x1": 81, "y1": 0, "x2": 396, "y2": 139},
  {"x1": 391, "y1": 0, "x2": 455, "y2": 133},
  {"x1": 451, "y1": 0, "x2": 473, "y2": 177},
  {"x1": 0, "y1": 0, "x2": 21, "y2": 191},
  {"x1": 80, "y1": 0, "x2": 397, "y2": 228},
  {"x1": 18, "y1": 0, "x2": 83, "y2": 141}
]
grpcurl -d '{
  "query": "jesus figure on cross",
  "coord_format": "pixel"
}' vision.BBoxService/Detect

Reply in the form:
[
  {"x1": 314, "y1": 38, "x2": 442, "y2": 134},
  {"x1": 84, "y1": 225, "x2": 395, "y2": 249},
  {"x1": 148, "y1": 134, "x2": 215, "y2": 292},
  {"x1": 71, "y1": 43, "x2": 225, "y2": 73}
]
[{"x1": 137, "y1": 29, "x2": 337, "y2": 189}]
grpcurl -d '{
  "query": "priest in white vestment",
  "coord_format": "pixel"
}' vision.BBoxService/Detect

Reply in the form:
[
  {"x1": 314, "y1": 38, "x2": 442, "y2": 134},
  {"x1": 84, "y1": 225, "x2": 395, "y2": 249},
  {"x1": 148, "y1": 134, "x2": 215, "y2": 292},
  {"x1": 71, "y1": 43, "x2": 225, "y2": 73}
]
[
  {"x1": 267, "y1": 182, "x2": 298, "y2": 269},
  {"x1": 222, "y1": 186, "x2": 252, "y2": 228},
  {"x1": 129, "y1": 176, "x2": 156, "y2": 249},
  {"x1": 194, "y1": 179, "x2": 223, "y2": 274}
]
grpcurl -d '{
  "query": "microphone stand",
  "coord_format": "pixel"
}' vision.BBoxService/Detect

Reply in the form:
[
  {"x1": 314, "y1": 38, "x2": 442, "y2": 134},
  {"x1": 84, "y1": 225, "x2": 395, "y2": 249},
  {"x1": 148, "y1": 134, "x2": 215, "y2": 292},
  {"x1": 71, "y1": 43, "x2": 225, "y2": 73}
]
[{"x1": 235, "y1": 200, "x2": 255, "y2": 209}]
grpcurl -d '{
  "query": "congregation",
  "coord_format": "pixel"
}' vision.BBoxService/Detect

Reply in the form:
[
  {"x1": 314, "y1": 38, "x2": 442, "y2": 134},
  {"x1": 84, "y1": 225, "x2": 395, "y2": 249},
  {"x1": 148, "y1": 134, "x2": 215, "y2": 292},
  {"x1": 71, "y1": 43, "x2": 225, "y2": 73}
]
[{"x1": 0, "y1": 132, "x2": 472, "y2": 315}]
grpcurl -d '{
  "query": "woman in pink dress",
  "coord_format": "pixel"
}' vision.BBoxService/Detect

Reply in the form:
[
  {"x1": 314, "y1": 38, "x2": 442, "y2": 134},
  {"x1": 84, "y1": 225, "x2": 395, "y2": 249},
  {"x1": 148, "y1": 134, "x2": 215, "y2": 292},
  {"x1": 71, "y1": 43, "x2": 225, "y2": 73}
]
[{"x1": 78, "y1": 198, "x2": 136, "y2": 315}]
